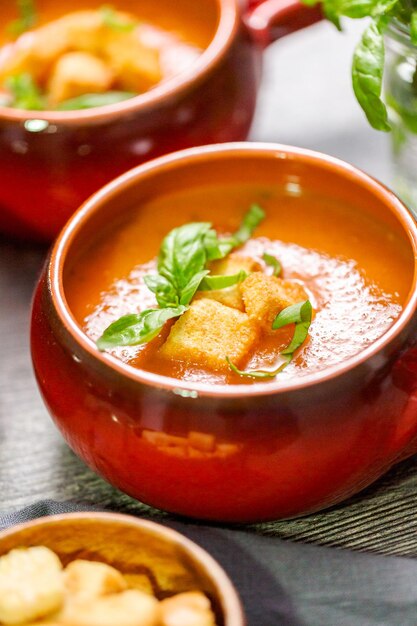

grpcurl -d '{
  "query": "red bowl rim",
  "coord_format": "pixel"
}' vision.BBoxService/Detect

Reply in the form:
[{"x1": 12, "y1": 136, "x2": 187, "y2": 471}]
[
  {"x1": 0, "y1": 0, "x2": 239, "y2": 125},
  {"x1": 48, "y1": 142, "x2": 417, "y2": 398},
  {"x1": 0, "y1": 511, "x2": 245, "y2": 626}
]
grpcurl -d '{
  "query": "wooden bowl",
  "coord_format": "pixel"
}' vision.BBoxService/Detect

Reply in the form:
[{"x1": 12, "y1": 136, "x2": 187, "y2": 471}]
[{"x1": 0, "y1": 512, "x2": 245, "y2": 626}]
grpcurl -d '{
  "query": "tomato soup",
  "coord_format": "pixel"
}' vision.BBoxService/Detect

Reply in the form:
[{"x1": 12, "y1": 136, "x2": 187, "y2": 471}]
[
  {"x1": 0, "y1": 0, "x2": 215, "y2": 110},
  {"x1": 65, "y1": 183, "x2": 412, "y2": 386}
]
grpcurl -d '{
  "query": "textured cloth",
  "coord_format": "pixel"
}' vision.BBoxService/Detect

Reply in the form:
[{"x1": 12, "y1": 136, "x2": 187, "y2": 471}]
[{"x1": 1, "y1": 500, "x2": 417, "y2": 626}]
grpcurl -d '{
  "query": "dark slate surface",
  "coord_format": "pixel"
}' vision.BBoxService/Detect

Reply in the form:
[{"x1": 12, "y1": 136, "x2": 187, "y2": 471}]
[{"x1": 2, "y1": 21, "x2": 417, "y2": 556}]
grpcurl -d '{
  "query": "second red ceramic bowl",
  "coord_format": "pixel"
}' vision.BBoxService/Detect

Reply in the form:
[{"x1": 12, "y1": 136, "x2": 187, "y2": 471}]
[{"x1": 31, "y1": 143, "x2": 417, "y2": 522}]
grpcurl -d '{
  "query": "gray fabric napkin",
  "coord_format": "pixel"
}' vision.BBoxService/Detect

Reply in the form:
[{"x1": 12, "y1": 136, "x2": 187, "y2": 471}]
[{"x1": 1, "y1": 500, "x2": 416, "y2": 626}]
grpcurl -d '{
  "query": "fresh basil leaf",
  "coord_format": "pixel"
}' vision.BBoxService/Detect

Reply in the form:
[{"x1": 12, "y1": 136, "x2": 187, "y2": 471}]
[
  {"x1": 232, "y1": 204, "x2": 265, "y2": 246},
  {"x1": 323, "y1": 0, "x2": 342, "y2": 29},
  {"x1": 158, "y1": 222, "x2": 212, "y2": 301},
  {"x1": 100, "y1": 5, "x2": 137, "y2": 31},
  {"x1": 5, "y1": 73, "x2": 44, "y2": 110},
  {"x1": 97, "y1": 305, "x2": 187, "y2": 350},
  {"x1": 411, "y1": 11, "x2": 417, "y2": 45},
  {"x1": 57, "y1": 91, "x2": 136, "y2": 111},
  {"x1": 227, "y1": 300, "x2": 312, "y2": 379},
  {"x1": 370, "y1": 0, "x2": 399, "y2": 17},
  {"x1": 263, "y1": 252, "x2": 281, "y2": 277},
  {"x1": 8, "y1": 0, "x2": 37, "y2": 36},
  {"x1": 277, "y1": 300, "x2": 313, "y2": 356},
  {"x1": 352, "y1": 20, "x2": 390, "y2": 131},
  {"x1": 199, "y1": 270, "x2": 248, "y2": 291},
  {"x1": 203, "y1": 229, "x2": 231, "y2": 261},
  {"x1": 179, "y1": 270, "x2": 209, "y2": 305},
  {"x1": 143, "y1": 274, "x2": 179, "y2": 308},
  {"x1": 272, "y1": 300, "x2": 311, "y2": 330}
]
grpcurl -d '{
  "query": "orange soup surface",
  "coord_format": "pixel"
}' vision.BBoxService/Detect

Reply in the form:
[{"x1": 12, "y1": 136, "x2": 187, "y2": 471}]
[{"x1": 66, "y1": 184, "x2": 412, "y2": 385}]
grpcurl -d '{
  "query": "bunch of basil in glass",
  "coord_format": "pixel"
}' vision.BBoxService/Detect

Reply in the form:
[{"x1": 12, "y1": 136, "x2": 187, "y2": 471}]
[{"x1": 301, "y1": 0, "x2": 417, "y2": 132}]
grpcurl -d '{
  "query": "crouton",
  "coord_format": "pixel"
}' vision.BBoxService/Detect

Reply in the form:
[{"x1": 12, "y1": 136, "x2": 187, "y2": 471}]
[
  {"x1": 159, "y1": 591, "x2": 215, "y2": 626},
  {"x1": 64, "y1": 559, "x2": 127, "y2": 600},
  {"x1": 104, "y1": 31, "x2": 161, "y2": 92},
  {"x1": 159, "y1": 299, "x2": 258, "y2": 372},
  {"x1": 240, "y1": 272, "x2": 308, "y2": 331},
  {"x1": 60, "y1": 589, "x2": 159, "y2": 626},
  {"x1": 195, "y1": 254, "x2": 262, "y2": 311},
  {"x1": 47, "y1": 52, "x2": 114, "y2": 105}
]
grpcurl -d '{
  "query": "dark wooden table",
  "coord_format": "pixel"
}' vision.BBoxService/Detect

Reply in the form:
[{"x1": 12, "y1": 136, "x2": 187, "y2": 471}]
[{"x1": 2, "y1": 21, "x2": 417, "y2": 556}]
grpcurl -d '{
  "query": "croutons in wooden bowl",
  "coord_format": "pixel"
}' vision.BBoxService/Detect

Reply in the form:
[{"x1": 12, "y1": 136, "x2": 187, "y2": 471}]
[{"x1": 0, "y1": 512, "x2": 245, "y2": 626}]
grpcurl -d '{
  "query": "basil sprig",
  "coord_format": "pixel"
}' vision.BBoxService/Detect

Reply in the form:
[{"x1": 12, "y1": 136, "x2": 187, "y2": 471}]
[
  {"x1": 263, "y1": 252, "x2": 281, "y2": 277},
  {"x1": 227, "y1": 300, "x2": 313, "y2": 379},
  {"x1": 144, "y1": 205, "x2": 265, "y2": 307},
  {"x1": 97, "y1": 205, "x2": 265, "y2": 351},
  {"x1": 298, "y1": 0, "x2": 417, "y2": 131},
  {"x1": 97, "y1": 306, "x2": 187, "y2": 350},
  {"x1": 8, "y1": 0, "x2": 37, "y2": 36}
]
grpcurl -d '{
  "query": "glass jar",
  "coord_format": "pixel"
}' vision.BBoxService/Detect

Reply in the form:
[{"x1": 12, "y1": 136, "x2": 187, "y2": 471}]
[{"x1": 385, "y1": 20, "x2": 417, "y2": 213}]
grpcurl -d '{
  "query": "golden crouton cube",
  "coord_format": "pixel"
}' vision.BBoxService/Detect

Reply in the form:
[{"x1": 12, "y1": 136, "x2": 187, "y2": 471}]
[
  {"x1": 104, "y1": 31, "x2": 162, "y2": 92},
  {"x1": 159, "y1": 591, "x2": 215, "y2": 626},
  {"x1": 64, "y1": 559, "x2": 127, "y2": 600},
  {"x1": 0, "y1": 546, "x2": 64, "y2": 625},
  {"x1": 195, "y1": 254, "x2": 262, "y2": 311},
  {"x1": 159, "y1": 299, "x2": 258, "y2": 372},
  {"x1": 47, "y1": 52, "x2": 114, "y2": 105},
  {"x1": 60, "y1": 589, "x2": 159, "y2": 626},
  {"x1": 240, "y1": 272, "x2": 308, "y2": 331}
]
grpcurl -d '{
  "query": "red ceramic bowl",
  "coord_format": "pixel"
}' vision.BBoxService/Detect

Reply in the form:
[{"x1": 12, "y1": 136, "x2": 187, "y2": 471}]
[
  {"x1": 31, "y1": 142, "x2": 417, "y2": 523},
  {"x1": 0, "y1": 0, "x2": 320, "y2": 242}
]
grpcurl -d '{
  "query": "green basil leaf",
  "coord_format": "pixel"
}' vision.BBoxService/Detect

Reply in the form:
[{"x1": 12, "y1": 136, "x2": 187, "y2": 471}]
[
  {"x1": 370, "y1": 0, "x2": 399, "y2": 17},
  {"x1": 5, "y1": 73, "x2": 44, "y2": 110},
  {"x1": 100, "y1": 5, "x2": 137, "y2": 31},
  {"x1": 227, "y1": 300, "x2": 312, "y2": 379},
  {"x1": 199, "y1": 270, "x2": 248, "y2": 291},
  {"x1": 57, "y1": 91, "x2": 136, "y2": 111},
  {"x1": 262, "y1": 252, "x2": 281, "y2": 277},
  {"x1": 411, "y1": 11, "x2": 417, "y2": 45},
  {"x1": 97, "y1": 305, "x2": 187, "y2": 350},
  {"x1": 272, "y1": 300, "x2": 311, "y2": 330},
  {"x1": 143, "y1": 274, "x2": 179, "y2": 308},
  {"x1": 278, "y1": 300, "x2": 313, "y2": 356},
  {"x1": 352, "y1": 20, "x2": 390, "y2": 131},
  {"x1": 8, "y1": 0, "x2": 37, "y2": 36},
  {"x1": 179, "y1": 270, "x2": 209, "y2": 305},
  {"x1": 323, "y1": 0, "x2": 342, "y2": 29},
  {"x1": 158, "y1": 222, "x2": 212, "y2": 299},
  {"x1": 203, "y1": 229, "x2": 231, "y2": 261},
  {"x1": 232, "y1": 204, "x2": 265, "y2": 246},
  {"x1": 226, "y1": 355, "x2": 290, "y2": 379}
]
